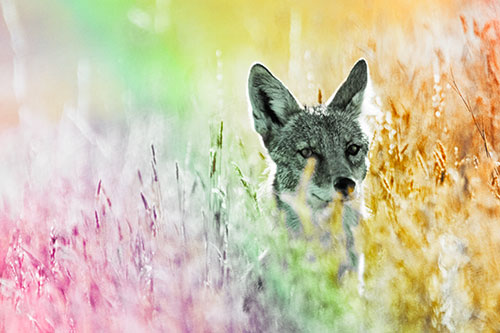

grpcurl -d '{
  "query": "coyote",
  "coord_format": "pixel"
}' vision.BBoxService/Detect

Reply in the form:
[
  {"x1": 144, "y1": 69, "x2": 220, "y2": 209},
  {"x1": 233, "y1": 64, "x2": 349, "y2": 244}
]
[{"x1": 248, "y1": 59, "x2": 372, "y2": 276}]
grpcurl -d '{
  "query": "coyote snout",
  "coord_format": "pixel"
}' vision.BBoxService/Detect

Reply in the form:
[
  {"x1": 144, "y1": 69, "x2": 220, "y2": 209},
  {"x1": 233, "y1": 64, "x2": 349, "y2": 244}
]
[{"x1": 334, "y1": 177, "x2": 356, "y2": 198}]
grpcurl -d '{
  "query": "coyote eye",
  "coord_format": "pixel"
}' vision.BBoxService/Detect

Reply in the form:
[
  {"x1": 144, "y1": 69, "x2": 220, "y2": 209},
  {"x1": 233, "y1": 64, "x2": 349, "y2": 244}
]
[
  {"x1": 299, "y1": 148, "x2": 313, "y2": 158},
  {"x1": 346, "y1": 144, "x2": 360, "y2": 156}
]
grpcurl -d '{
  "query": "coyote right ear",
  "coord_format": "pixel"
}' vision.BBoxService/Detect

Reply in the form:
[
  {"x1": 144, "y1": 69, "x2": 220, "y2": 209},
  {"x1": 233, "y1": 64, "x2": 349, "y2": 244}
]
[
  {"x1": 248, "y1": 63, "x2": 301, "y2": 147},
  {"x1": 326, "y1": 59, "x2": 368, "y2": 115}
]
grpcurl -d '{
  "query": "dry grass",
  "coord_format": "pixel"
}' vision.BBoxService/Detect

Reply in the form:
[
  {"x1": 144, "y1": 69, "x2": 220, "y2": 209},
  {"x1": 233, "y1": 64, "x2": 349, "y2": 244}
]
[
  {"x1": 2, "y1": 1, "x2": 500, "y2": 331},
  {"x1": 356, "y1": 9, "x2": 500, "y2": 331}
]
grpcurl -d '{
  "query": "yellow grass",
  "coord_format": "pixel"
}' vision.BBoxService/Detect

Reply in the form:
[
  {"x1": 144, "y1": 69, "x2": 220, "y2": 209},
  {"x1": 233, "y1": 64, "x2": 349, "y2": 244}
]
[{"x1": 357, "y1": 6, "x2": 500, "y2": 329}]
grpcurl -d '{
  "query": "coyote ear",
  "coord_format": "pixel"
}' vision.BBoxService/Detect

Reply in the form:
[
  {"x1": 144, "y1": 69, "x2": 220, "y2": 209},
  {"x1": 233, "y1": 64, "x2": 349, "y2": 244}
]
[
  {"x1": 326, "y1": 59, "x2": 368, "y2": 115},
  {"x1": 248, "y1": 63, "x2": 301, "y2": 146}
]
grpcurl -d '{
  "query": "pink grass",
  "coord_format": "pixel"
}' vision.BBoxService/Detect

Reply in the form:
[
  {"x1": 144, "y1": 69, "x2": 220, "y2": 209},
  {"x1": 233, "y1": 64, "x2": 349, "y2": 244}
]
[{"x1": 0, "y1": 112, "x2": 246, "y2": 332}]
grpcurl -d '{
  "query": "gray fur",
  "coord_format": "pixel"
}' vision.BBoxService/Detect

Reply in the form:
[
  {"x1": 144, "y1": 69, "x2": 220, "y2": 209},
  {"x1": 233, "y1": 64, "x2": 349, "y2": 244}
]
[
  {"x1": 248, "y1": 59, "x2": 371, "y2": 277},
  {"x1": 248, "y1": 59, "x2": 369, "y2": 226}
]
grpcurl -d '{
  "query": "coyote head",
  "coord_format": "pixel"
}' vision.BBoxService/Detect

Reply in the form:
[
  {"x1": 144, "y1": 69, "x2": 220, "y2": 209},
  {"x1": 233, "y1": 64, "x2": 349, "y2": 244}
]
[{"x1": 248, "y1": 59, "x2": 371, "y2": 228}]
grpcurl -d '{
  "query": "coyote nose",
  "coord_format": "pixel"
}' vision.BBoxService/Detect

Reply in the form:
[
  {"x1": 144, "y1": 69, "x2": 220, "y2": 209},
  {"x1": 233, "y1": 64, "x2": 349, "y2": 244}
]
[{"x1": 334, "y1": 177, "x2": 356, "y2": 198}]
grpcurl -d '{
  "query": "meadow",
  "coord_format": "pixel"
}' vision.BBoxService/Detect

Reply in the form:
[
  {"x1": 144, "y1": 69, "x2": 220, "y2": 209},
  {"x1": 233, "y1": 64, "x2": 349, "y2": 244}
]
[{"x1": 0, "y1": 0, "x2": 500, "y2": 331}]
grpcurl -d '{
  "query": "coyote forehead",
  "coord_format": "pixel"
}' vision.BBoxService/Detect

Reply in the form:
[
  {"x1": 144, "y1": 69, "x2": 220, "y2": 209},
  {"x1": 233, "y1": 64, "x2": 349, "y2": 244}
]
[{"x1": 248, "y1": 59, "x2": 372, "y2": 229}]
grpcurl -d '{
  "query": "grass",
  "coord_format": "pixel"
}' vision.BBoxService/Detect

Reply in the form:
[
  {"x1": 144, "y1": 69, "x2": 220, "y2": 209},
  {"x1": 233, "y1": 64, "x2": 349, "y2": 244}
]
[
  {"x1": 2, "y1": 1, "x2": 500, "y2": 332},
  {"x1": 358, "y1": 13, "x2": 500, "y2": 331}
]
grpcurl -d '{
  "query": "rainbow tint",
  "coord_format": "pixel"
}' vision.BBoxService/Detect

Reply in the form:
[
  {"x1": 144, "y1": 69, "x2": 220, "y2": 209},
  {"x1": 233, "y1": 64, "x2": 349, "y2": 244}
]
[{"x1": 1, "y1": 0, "x2": 500, "y2": 331}]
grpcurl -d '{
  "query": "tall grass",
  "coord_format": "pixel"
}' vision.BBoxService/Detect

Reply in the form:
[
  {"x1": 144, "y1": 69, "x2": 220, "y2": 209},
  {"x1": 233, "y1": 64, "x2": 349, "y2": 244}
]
[
  {"x1": 2, "y1": 1, "x2": 500, "y2": 332},
  {"x1": 359, "y1": 12, "x2": 500, "y2": 331}
]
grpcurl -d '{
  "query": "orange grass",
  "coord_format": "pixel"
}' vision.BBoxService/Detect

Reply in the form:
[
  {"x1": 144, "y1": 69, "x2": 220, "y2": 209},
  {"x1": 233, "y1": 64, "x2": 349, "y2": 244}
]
[{"x1": 358, "y1": 8, "x2": 500, "y2": 331}]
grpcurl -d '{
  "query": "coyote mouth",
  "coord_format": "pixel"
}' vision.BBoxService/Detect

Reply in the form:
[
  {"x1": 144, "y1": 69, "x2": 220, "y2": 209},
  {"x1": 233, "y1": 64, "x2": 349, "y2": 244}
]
[
  {"x1": 311, "y1": 192, "x2": 354, "y2": 207},
  {"x1": 311, "y1": 193, "x2": 332, "y2": 209},
  {"x1": 312, "y1": 193, "x2": 330, "y2": 202}
]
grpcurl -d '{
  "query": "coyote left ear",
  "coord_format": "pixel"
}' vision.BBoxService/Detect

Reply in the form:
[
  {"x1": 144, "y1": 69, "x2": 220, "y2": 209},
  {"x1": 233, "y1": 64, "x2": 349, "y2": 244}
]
[
  {"x1": 248, "y1": 63, "x2": 302, "y2": 147},
  {"x1": 326, "y1": 59, "x2": 368, "y2": 115}
]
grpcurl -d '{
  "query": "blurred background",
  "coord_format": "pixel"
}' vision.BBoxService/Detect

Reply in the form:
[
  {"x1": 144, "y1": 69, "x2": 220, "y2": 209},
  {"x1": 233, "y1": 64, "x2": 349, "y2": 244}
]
[
  {"x1": 0, "y1": 0, "x2": 462, "y2": 136},
  {"x1": 2, "y1": 0, "x2": 500, "y2": 331}
]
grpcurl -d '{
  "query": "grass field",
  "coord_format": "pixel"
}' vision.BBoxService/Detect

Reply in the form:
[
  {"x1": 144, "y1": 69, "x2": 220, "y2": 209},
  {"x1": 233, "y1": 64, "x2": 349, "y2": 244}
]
[{"x1": 1, "y1": 0, "x2": 500, "y2": 331}]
